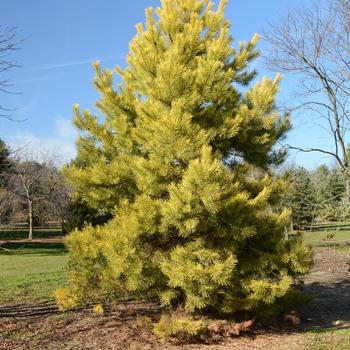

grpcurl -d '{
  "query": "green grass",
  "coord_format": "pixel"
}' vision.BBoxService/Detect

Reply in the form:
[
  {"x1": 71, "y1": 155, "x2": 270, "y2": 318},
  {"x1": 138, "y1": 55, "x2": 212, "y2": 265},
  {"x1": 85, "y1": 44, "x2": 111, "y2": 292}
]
[
  {"x1": 302, "y1": 229, "x2": 350, "y2": 247},
  {"x1": 0, "y1": 242, "x2": 68, "y2": 305},
  {"x1": 306, "y1": 328, "x2": 350, "y2": 350},
  {"x1": 291, "y1": 222, "x2": 350, "y2": 248}
]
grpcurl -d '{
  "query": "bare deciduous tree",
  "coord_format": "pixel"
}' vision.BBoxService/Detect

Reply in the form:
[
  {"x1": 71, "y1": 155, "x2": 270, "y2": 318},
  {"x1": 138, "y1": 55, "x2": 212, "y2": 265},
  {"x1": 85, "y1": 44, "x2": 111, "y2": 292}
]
[
  {"x1": 264, "y1": 0, "x2": 350, "y2": 199},
  {"x1": 0, "y1": 26, "x2": 22, "y2": 121},
  {"x1": 7, "y1": 161, "x2": 49, "y2": 239},
  {"x1": 3, "y1": 150, "x2": 70, "y2": 240}
]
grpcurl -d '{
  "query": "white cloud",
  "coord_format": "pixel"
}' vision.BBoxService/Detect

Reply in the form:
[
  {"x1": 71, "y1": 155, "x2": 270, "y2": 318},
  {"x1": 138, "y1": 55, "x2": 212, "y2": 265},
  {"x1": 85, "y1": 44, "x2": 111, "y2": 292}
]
[
  {"x1": 55, "y1": 117, "x2": 78, "y2": 139},
  {"x1": 6, "y1": 130, "x2": 76, "y2": 165},
  {"x1": 5, "y1": 117, "x2": 81, "y2": 164}
]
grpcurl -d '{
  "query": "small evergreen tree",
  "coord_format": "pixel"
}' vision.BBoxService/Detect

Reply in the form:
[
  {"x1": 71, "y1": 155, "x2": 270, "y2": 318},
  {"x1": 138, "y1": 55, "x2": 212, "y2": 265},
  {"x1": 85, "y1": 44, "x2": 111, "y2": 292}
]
[
  {"x1": 284, "y1": 167, "x2": 316, "y2": 229},
  {"x1": 324, "y1": 167, "x2": 345, "y2": 204},
  {"x1": 312, "y1": 164, "x2": 330, "y2": 207},
  {"x1": 58, "y1": 0, "x2": 312, "y2": 329},
  {"x1": 314, "y1": 166, "x2": 346, "y2": 221}
]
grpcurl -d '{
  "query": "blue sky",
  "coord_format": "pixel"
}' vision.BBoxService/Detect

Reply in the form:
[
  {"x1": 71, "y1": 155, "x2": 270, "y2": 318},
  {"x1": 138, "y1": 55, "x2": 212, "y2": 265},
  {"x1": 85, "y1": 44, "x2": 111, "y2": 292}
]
[{"x1": 0, "y1": 0, "x2": 332, "y2": 168}]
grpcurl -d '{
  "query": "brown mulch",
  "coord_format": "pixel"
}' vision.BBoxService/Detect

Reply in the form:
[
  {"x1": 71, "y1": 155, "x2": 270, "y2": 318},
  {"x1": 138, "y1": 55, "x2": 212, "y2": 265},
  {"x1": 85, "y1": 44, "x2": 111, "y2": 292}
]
[{"x1": 0, "y1": 247, "x2": 349, "y2": 350}]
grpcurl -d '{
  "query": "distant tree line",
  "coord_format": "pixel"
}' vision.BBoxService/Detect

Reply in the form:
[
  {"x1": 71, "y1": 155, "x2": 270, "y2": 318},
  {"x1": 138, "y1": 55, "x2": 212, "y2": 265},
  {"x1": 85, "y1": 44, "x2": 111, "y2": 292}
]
[
  {"x1": 282, "y1": 164, "x2": 348, "y2": 229},
  {"x1": 0, "y1": 139, "x2": 104, "y2": 239}
]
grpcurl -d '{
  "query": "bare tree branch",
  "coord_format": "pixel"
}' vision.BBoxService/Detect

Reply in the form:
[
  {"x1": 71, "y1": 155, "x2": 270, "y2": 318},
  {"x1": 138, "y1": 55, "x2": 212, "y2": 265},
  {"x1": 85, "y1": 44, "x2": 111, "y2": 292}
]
[
  {"x1": 264, "y1": 0, "x2": 350, "y2": 199},
  {"x1": 1, "y1": 147, "x2": 70, "y2": 239},
  {"x1": 0, "y1": 26, "x2": 24, "y2": 122},
  {"x1": 285, "y1": 144, "x2": 344, "y2": 168}
]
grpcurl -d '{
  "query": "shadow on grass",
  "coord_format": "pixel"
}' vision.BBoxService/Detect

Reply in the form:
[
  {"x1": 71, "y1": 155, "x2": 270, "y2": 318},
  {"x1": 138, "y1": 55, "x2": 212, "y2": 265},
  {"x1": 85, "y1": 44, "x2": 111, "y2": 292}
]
[
  {"x1": 0, "y1": 229, "x2": 63, "y2": 241},
  {"x1": 0, "y1": 242, "x2": 66, "y2": 256}
]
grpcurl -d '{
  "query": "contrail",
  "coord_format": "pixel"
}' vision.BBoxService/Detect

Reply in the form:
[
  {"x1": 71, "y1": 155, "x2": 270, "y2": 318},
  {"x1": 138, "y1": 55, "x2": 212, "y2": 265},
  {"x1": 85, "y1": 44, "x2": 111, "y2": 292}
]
[{"x1": 20, "y1": 53, "x2": 125, "y2": 73}]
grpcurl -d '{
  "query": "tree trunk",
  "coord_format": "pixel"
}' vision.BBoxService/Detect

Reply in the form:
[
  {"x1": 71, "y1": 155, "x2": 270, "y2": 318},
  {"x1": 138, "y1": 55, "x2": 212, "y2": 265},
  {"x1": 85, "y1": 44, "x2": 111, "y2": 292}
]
[
  {"x1": 345, "y1": 174, "x2": 350, "y2": 203},
  {"x1": 28, "y1": 199, "x2": 33, "y2": 240}
]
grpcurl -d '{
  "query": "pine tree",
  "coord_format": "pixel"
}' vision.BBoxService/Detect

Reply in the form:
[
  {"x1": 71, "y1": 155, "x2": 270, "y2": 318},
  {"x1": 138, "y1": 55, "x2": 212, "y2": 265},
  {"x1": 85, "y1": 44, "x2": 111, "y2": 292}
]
[
  {"x1": 313, "y1": 165, "x2": 346, "y2": 221},
  {"x1": 284, "y1": 167, "x2": 316, "y2": 229},
  {"x1": 312, "y1": 164, "x2": 330, "y2": 208},
  {"x1": 324, "y1": 167, "x2": 345, "y2": 204},
  {"x1": 58, "y1": 0, "x2": 312, "y2": 328}
]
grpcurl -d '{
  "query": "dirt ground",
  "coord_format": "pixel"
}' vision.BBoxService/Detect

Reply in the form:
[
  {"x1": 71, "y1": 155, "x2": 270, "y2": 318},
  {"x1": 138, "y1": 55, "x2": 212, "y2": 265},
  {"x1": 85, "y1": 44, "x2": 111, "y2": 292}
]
[
  {"x1": 0, "y1": 247, "x2": 349, "y2": 350},
  {"x1": 301, "y1": 247, "x2": 350, "y2": 330}
]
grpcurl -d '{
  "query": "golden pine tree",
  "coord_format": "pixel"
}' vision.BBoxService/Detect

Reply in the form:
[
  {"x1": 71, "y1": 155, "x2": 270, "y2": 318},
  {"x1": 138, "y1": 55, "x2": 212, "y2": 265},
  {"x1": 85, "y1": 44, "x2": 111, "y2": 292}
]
[{"x1": 57, "y1": 0, "x2": 312, "y2": 330}]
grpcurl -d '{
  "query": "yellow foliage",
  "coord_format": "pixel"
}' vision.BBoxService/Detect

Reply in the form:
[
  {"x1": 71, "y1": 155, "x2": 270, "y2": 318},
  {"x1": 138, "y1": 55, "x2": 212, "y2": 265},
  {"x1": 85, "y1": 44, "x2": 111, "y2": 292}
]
[
  {"x1": 55, "y1": 288, "x2": 79, "y2": 311},
  {"x1": 58, "y1": 0, "x2": 312, "y2": 324},
  {"x1": 92, "y1": 304, "x2": 104, "y2": 315},
  {"x1": 154, "y1": 314, "x2": 206, "y2": 341}
]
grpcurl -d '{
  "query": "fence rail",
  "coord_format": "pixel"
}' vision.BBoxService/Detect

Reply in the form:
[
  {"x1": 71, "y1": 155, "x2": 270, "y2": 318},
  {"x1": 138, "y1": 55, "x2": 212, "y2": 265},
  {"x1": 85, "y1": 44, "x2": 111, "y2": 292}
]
[{"x1": 0, "y1": 225, "x2": 63, "y2": 241}]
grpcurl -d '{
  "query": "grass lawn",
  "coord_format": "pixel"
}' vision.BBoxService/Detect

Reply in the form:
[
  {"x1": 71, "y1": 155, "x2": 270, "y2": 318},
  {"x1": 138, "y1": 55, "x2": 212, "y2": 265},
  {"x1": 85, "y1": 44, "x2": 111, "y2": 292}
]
[
  {"x1": 302, "y1": 229, "x2": 350, "y2": 247},
  {"x1": 295, "y1": 222, "x2": 350, "y2": 248},
  {"x1": 307, "y1": 328, "x2": 350, "y2": 350},
  {"x1": 0, "y1": 242, "x2": 68, "y2": 305}
]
